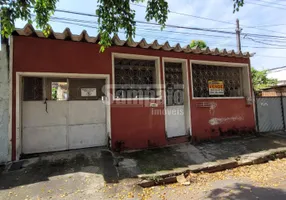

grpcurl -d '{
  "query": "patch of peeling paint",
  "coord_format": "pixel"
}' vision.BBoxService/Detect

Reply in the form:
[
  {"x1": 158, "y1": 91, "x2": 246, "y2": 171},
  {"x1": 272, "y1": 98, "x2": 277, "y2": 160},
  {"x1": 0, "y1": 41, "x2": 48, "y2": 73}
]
[
  {"x1": 209, "y1": 116, "x2": 244, "y2": 126},
  {"x1": 209, "y1": 102, "x2": 217, "y2": 116}
]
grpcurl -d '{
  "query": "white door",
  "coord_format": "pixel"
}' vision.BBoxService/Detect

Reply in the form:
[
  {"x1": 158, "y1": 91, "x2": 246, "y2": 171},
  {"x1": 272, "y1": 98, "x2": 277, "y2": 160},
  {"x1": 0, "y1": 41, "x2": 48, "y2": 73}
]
[
  {"x1": 22, "y1": 100, "x2": 107, "y2": 154},
  {"x1": 164, "y1": 62, "x2": 187, "y2": 138},
  {"x1": 165, "y1": 105, "x2": 186, "y2": 138}
]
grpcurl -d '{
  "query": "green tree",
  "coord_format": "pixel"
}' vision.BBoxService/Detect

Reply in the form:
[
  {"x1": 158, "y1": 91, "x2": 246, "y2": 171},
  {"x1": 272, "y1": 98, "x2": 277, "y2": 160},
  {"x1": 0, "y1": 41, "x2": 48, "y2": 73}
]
[
  {"x1": 0, "y1": 0, "x2": 244, "y2": 51},
  {"x1": 190, "y1": 40, "x2": 207, "y2": 48},
  {"x1": 251, "y1": 67, "x2": 278, "y2": 91}
]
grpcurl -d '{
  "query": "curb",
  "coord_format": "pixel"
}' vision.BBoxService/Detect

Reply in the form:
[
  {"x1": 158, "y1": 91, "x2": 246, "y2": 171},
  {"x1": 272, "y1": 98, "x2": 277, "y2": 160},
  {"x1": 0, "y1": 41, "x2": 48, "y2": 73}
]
[{"x1": 138, "y1": 147, "x2": 286, "y2": 188}]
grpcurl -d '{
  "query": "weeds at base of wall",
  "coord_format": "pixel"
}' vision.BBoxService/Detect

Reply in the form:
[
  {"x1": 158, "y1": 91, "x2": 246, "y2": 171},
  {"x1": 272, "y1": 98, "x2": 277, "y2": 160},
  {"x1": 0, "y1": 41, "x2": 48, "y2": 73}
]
[
  {"x1": 191, "y1": 127, "x2": 257, "y2": 145},
  {"x1": 147, "y1": 140, "x2": 158, "y2": 148},
  {"x1": 114, "y1": 141, "x2": 125, "y2": 153},
  {"x1": 218, "y1": 127, "x2": 256, "y2": 137}
]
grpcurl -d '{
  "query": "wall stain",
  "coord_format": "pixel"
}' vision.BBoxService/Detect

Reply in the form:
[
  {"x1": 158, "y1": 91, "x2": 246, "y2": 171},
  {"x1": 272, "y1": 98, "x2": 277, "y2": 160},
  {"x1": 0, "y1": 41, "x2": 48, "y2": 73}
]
[{"x1": 209, "y1": 116, "x2": 244, "y2": 126}]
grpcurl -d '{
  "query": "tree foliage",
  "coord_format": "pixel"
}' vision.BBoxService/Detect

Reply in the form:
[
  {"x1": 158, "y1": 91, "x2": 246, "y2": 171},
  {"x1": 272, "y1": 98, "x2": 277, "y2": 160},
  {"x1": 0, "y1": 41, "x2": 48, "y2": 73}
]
[
  {"x1": 251, "y1": 67, "x2": 277, "y2": 91},
  {"x1": 96, "y1": 0, "x2": 169, "y2": 51},
  {"x1": 0, "y1": 0, "x2": 57, "y2": 37},
  {"x1": 0, "y1": 0, "x2": 244, "y2": 51},
  {"x1": 190, "y1": 40, "x2": 207, "y2": 49},
  {"x1": 233, "y1": 0, "x2": 244, "y2": 12}
]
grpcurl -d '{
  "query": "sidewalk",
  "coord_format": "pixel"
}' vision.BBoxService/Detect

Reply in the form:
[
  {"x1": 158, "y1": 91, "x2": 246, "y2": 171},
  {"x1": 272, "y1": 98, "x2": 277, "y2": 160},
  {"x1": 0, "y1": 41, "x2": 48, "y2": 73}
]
[
  {"x1": 1, "y1": 132, "x2": 286, "y2": 200},
  {"x1": 118, "y1": 132, "x2": 286, "y2": 180}
]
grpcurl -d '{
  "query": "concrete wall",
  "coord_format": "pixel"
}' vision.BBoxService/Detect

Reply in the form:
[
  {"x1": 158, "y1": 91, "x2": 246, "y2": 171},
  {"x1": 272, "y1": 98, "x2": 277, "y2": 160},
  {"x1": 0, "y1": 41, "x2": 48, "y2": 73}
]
[
  {"x1": 0, "y1": 41, "x2": 9, "y2": 164},
  {"x1": 268, "y1": 68, "x2": 286, "y2": 86}
]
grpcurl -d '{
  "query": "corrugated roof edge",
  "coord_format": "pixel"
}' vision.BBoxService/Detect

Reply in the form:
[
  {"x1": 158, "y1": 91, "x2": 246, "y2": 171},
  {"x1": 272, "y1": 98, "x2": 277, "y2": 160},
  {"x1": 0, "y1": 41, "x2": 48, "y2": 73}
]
[{"x1": 12, "y1": 23, "x2": 253, "y2": 58}]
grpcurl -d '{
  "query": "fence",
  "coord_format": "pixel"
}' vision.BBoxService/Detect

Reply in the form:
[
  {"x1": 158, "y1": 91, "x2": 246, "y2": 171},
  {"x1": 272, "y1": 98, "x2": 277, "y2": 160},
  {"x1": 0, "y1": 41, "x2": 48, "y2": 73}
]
[{"x1": 256, "y1": 95, "x2": 286, "y2": 133}]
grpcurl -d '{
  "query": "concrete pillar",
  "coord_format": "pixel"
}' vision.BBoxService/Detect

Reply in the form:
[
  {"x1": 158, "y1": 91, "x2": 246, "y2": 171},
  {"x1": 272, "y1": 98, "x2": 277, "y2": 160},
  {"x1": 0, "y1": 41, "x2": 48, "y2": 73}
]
[{"x1": 0, "y1": 38, "x2": 10, "y2": 164}]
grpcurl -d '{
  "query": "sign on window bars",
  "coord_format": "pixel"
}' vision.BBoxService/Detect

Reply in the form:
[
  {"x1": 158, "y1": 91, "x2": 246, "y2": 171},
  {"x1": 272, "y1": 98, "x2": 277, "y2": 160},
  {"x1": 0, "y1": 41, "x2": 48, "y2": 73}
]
[
  {"x1": 208, "y1": 80, "x2": 224, "y2": 96},
  {"x1": 81, "y1": 88, "x2": 97, "y2": 97}
]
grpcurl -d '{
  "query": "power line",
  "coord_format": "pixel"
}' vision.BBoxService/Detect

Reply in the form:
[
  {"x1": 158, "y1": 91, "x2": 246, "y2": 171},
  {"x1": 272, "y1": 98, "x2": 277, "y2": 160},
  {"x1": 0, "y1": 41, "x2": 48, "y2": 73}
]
[
  {"x1": 46, "y1": 15, "x2": 235, "y2": 40},
  {"x1": 242, "y1": 26, "x2": 286, "y2": 35},
  {"x1": 247, "y1": 24, "x2": 286, "y2": 28},
  {"x1": 49, "y1": 15, "x2": 286, "y2": 47},
  {"x1": 135, "y1": 27, "x2": 234, "y2": 39},
  {"x1": 249, "y1": 0, "x2": 286, "y2": 8},
  {"x1": 132, "y1": 2, "x2": 286, "y2": 35},
  {"x1": 52, "y1": 8, "x2": 97, "y2": 17},
  {"x1": 49, "y1": 19, "x2": 99, "y2": 30},
  {"x1": 245, "y1": 36, "x2": 286, "y2": 47},
  {"x1": 52, "y1": 8, "x2": 238, "y2": 35},
  {"x1": 267, "y1": 66, "x2": 286, "y2": 71},
  {"x1": 48, "y1": 17, "x2": 286, "y2": 50},
  {"x1": 49, "y1": 16, "x2": 286, "y2": 47},
  {"x1": 48, "y1": 16, "x2": 98, "y2": 25},
  {"x1": 51, "y1": 7, "x2": 286, "y2": 40},
  {"x1": 131, "y1": 3, "x2": 235, "y2": 25},
  {"x1": 49, "y1": 18, "x2": 222, "y2": 44},
  {"x1": 247, "y1": 1, "x2": 286, "y2": 10}
]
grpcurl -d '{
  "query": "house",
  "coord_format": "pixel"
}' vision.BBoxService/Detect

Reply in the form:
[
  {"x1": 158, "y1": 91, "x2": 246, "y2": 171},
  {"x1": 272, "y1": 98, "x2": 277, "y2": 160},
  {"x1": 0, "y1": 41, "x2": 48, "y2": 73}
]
[
  {"x1": 6, "y1": 24, "x2": 255, "y2": 161},
  {"x1": 260, "y1": 84, "x2": 286, "y2": 97},
  {"x1": 267, "y1": 66, "x2": 286, "y2": 86}
]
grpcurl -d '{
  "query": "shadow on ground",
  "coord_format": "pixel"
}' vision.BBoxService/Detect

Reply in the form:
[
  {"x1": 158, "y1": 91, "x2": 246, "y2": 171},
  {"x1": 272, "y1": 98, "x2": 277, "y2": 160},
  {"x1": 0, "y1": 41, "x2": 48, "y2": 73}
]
[
  {"x1": 1, "y1": 132, "x2": 286, "y2": 190},
  {"x1": 0, "y1": 148, "x2": 118, "y2": 190},
  {"x1": 208, "y1": 183, "x2": 286, "y2": 200}
]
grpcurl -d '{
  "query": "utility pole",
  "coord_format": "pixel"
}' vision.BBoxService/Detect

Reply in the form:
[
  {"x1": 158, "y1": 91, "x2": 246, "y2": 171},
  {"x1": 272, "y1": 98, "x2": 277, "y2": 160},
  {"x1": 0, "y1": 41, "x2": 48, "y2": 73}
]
[{"x1": 236, "y1": 19, "x2": 242, "y2": 52}]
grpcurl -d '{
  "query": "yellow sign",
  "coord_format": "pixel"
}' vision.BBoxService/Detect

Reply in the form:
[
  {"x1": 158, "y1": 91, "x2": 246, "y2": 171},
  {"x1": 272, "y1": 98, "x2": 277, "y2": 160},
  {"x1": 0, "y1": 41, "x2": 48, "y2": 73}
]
[{"x1": 208, "y1": 80, "x2": 224, "y2": 95}]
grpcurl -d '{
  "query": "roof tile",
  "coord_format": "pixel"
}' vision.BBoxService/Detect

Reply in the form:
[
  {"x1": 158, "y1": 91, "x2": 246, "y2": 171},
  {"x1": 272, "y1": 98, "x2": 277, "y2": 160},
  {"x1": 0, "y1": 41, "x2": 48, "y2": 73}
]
[{"x1": 13, "y1": 24, "x2": 252, "y2": 58}]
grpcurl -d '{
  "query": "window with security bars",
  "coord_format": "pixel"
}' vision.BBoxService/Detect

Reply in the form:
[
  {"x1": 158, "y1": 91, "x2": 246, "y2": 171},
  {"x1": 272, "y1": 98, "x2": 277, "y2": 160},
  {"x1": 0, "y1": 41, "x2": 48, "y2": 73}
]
[
  {"x1": 165, "y1": 62, "x2": 184, "y2": 106},
  {"x1": 23, "y1": 77, "x2": 43, "y2": 101},
  {"x1": 114, "y1": 58, "x2": 158, "y2": 98},
  {"x1": 192, "y1": 64, "x2": 243, "y2": 97}
]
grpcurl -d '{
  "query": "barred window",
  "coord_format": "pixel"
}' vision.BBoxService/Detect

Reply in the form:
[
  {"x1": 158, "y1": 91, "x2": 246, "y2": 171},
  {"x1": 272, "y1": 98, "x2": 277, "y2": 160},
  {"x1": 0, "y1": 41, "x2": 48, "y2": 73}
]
[
  {"x1": 23, "y1": 77, "x2": 43, "y2": 101},
  {"x1": 114, "y1": 58, "x2": 158, "y2": 98},
  {"x1": 192, "y1": 64, "x2": 243, "y2": 97}
]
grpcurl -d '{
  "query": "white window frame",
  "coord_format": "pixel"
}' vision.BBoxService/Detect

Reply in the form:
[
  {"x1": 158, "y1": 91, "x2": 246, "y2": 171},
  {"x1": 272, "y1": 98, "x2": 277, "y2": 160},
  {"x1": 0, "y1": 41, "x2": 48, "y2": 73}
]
[
  {"x1": 190, "y1": 60, "x2": 251, "y2": 100},
  {"x1": 112, "y1": 53, "x2": 162, "y2": 100}
]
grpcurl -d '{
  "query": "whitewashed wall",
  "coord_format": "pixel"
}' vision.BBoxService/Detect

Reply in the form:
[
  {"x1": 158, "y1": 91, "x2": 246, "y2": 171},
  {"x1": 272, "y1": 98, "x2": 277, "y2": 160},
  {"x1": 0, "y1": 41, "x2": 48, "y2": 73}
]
[
  {"x1": 268, "y1": 68, "x2": 286, "y2": 85},
  {"x1": 0, "y1": 42, "x2": 9, "y2": 164}
]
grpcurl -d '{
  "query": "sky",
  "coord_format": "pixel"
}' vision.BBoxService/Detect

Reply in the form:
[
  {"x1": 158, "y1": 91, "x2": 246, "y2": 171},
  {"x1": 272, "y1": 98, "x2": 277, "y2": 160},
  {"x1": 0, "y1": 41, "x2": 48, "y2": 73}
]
[{"x1": 15, "y1": 0, "x2": 286, "y2": 71}]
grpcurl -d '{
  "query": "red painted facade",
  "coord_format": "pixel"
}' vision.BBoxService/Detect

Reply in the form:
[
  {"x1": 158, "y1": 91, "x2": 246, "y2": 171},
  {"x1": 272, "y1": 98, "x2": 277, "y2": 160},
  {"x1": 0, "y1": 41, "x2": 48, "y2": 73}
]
[{"x1": 11, "y1": 36, "x2": 255, "y2": 160}]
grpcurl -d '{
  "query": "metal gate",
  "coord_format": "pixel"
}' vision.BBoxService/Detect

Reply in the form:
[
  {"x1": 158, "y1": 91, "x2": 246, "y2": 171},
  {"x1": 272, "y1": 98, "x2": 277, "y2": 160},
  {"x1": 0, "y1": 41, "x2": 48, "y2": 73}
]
[{"x1": 256, "y1": 96, "x2": 286, "y2": 132}]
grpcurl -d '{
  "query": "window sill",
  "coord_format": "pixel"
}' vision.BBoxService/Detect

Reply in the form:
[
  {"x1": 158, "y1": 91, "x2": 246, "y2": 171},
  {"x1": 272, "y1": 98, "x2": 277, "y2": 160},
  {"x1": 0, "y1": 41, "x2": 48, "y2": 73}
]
[
  {"x1": 113, "y1": 97, "x2": 162, "y2": 101},
  {"x1": 192, "y1": 97, "x2": 245, "y2": 100}
]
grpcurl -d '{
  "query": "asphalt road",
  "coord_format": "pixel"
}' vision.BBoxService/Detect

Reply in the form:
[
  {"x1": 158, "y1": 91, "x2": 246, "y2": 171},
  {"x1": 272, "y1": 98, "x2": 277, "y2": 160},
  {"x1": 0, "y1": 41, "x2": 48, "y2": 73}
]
[{"x1": 0, "y1": 157, "x2": 286, "y2": 200}]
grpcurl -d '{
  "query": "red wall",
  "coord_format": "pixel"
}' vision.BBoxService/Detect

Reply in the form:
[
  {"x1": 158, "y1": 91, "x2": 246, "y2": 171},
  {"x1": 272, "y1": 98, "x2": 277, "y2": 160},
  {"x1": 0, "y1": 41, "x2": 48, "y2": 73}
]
[
  {"x1": 191, "y1": 99, "x2": 255, "y2": 141},
  {"x1": 12, "y1": 36, "x2": 255, "y2": 159}
]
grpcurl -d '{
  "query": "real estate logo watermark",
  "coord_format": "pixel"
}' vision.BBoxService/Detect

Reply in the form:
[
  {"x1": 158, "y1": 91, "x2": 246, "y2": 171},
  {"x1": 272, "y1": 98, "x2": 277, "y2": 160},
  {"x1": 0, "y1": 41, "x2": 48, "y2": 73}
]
[
  {"x1": 151, "y1": 108, "x2": 184, "y2": 116},
  {"x1": 101, "y1": 84, "x2": 185, "y2": 109}
]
